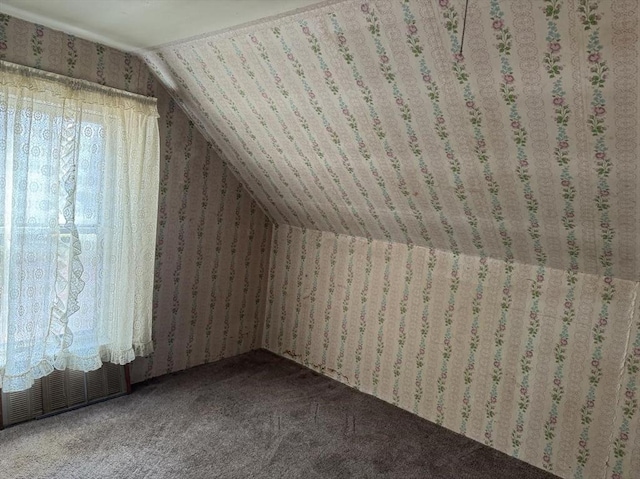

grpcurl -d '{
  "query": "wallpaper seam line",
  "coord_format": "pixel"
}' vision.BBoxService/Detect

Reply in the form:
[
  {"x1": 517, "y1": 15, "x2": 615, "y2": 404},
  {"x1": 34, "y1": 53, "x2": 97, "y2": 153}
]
[
  {"x1": 261, "y1": 223, "x2": 279, "y2": 349},
  {"x1": 603, "y1": 281, "x2": 639, "y2": 479}
]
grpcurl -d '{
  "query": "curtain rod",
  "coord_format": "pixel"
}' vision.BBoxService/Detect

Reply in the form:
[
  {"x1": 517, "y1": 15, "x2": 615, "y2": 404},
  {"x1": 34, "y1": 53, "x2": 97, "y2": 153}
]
[{"x1": 0, "y1": 59, "x2": 157, "y2": 106}]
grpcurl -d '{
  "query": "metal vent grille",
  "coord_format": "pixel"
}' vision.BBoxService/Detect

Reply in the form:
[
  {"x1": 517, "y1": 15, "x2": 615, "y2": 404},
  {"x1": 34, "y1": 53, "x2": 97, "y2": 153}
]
[
  {"x1": 2, "y1": 379, "x2": 44, "y2": 426},
  {"x1": 86, "y1": 363, "x2": 125, "y2": 401},
  {"x1": 1, "y1": 364, "x2": 128, "y2": 428}
]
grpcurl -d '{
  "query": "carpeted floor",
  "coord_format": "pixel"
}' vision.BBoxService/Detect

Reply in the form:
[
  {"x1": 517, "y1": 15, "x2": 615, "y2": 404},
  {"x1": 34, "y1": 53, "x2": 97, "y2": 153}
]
[{"x1": 1, "y1": 350, "x2": 557, "y2": 479}]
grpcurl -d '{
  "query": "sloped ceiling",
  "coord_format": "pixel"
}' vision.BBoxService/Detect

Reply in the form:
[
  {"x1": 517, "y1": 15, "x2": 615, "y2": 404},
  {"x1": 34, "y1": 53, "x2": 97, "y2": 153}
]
[{"x1": 145, "y1": 0, "x2": 639, "y2": 280}]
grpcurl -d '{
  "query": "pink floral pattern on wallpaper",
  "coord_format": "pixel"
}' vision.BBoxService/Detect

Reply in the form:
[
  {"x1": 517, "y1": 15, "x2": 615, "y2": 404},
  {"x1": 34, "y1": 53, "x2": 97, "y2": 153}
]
[
  {"x1": 2, "y1": 1, "x2": 639, "y2": 478},
  {"x1": 268, "y1": 225, "x2": 638, "y2": 479},
  {"x1": 145, "y1": 0, "x2": 639, "y2": 283},
  {"x1": 143, "y1": 1, "x2": 640, "y2": 478}
]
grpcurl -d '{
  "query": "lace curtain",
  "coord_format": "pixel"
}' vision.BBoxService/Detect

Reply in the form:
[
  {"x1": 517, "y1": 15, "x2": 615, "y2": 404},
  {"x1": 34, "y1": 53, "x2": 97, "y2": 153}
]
[{"x1": 0, "y1": 60, "x2": 160, "y2": 392}]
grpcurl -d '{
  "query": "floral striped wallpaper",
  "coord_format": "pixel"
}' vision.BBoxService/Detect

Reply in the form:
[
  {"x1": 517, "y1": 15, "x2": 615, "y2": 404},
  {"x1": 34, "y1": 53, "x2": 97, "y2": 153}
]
[
  {"x1": 2, "y1": 1, "x2": 639, "y2": 478},
  {"x1": 140, "y1": 0, "x2": 640, "y2": 478},
  {"x1": 145, "y1": 0, "x2": 639, "y2": 283},
  {"x1": 265, "y1": 224, "x2": 639, "y2": 479},
  {"x1": 0, "y1": 14, "x2": 273, "y2": 384}
]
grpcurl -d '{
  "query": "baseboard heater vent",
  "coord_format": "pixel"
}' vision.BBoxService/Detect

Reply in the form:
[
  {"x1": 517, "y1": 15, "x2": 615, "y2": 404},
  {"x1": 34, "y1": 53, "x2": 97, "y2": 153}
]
[{"x1": 1, "y1": 363, "x2": 129, "y2": 429}]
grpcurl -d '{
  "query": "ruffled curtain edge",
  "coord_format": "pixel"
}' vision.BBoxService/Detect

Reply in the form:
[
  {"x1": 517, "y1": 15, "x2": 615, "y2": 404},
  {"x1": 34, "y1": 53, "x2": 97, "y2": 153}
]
[{"x1": 0, "y1": 341, "x2": 154, "y2": 393}]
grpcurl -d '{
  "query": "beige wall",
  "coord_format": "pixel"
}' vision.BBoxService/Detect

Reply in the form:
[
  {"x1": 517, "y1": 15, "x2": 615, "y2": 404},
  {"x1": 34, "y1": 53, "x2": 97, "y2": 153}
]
[{"x1": 0, "y1": 13, "x2": 273, "y2": 383}]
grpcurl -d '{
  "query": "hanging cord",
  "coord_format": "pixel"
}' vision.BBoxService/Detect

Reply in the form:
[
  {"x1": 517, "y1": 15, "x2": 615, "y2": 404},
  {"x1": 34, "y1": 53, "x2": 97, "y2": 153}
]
[{"x1": 460, "y1": 0, "x2": 470, "y2": 56}]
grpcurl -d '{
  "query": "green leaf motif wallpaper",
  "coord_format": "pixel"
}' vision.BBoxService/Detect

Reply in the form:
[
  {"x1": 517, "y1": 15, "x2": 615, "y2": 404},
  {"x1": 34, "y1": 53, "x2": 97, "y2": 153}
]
[
  {"x1": 1, "y1": 0, "x2": 639, "y2": 478},
  {"x1": 145, "y1": 0, "x2": 639, "y2": 282},
  {"x1": 265, "y1": 225, "x2": 639, "y2": 479},
  {"x1": 0, "y1": 14, "x2": 273, "y2": 384},
  {"x1": 143, "y1": 0, "x2": 640, "y2": 478}
]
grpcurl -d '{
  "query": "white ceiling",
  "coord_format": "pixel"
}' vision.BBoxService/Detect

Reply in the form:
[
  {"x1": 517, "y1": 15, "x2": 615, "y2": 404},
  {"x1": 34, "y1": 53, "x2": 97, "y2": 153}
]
[{"x1": 0, "y1": 0, "x2": 328, "y2": 51}]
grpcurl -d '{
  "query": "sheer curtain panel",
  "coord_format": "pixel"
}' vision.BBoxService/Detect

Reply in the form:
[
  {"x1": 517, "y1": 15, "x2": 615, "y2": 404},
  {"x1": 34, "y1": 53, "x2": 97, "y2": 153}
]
[{"x1": 0, "y1": 60, "x2": 160, "y2": 392}]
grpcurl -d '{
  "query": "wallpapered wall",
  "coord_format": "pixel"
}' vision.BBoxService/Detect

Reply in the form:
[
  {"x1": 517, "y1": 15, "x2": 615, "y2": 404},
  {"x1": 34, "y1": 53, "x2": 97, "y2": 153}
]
[
  {"x1": 144, "y1": 0, "x2": 639, "y2": 282},
  {"x1": 140, "y1": 0, "x2": 640, "y2": 478},
  {"x1": 0, "y1": 14, "x2": 273, "y2": 383},
  {"x1": 265, "y1": 225, "x2": 639, "y2": 479},
  {"x1": 2, "y1": 1, "x2": 639, "y2": 478}
]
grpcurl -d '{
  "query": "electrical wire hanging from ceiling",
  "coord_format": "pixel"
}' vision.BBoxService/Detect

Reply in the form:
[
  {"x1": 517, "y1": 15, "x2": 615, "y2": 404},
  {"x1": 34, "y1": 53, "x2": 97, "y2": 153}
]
[{"x1": 459, "y1": 0, "x2": 470, "y2": 56}]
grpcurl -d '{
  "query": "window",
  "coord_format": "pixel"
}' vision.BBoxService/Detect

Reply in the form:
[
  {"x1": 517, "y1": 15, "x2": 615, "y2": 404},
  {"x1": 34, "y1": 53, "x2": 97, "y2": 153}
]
[
  {"x1": 0, "y1": 60, "x2": 160, "y2": 392},
  {"x1": 0, "y1": 112, "x2": 105, "y2": 347}
]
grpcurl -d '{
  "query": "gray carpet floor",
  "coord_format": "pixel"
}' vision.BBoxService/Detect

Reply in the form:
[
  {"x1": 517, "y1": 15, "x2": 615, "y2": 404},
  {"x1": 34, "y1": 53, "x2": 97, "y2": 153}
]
[{"x1": 1, "y1": 350, "x2": 557, "y2": 478}]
